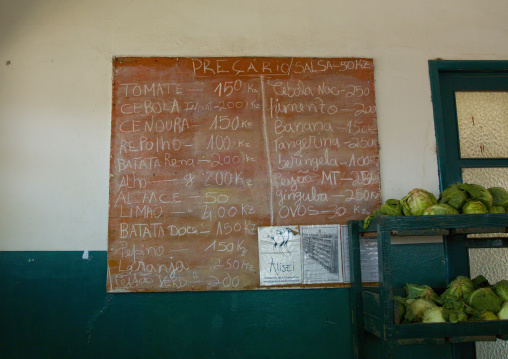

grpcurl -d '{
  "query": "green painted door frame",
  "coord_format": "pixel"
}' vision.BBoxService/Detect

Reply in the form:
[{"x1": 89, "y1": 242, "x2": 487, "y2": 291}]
[
  {"x1": 428, "y1": 60, "x2": 508, "y2": 190},
  {"x1": 429, "y1": 60, "x2": 508, "y2": 359}
]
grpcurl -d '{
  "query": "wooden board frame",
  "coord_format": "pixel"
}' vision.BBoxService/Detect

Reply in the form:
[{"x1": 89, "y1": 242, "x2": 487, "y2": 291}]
[{"x1": 107, "y1": 57, "x2": 381, "y2": 292}]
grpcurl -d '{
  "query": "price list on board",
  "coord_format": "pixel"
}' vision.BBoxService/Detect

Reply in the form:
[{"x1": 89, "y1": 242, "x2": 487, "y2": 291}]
[{"x1": 107, "y1": 57, "x2": 381, "y2": 292}]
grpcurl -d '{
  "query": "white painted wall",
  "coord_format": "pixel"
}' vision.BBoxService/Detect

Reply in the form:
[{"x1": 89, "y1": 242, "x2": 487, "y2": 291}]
[{"x1": 1, "y1": 0, "x2": 508, "y2": 250}]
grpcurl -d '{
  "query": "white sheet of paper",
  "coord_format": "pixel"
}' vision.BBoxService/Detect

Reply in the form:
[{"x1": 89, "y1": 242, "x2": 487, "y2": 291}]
[
  {"x1": 258, "y1": 226, "x2": 302, "y2": 286},
  {"x1": 301, "y1": 224, "x2": 343, "y2": 284},
  {"x1": 341, "y1": 225, "x2": 379, "y2": 283}
]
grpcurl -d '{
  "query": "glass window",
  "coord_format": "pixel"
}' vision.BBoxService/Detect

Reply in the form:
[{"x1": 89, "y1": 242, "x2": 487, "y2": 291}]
[{"x1": 456, "y1": 91, "x2": 508, "y2": 158}]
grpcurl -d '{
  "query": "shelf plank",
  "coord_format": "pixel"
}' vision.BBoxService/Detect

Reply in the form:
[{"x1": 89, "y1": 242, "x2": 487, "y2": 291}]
[
  {"x1": 359, "y1": 213, "x2": 508, "y2": 233},
  {"x1": 391, "y1": 320, "x2": 508, "y2": 340}
]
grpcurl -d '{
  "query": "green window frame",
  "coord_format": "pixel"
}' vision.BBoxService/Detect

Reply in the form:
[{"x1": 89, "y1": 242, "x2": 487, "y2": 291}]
[{"x1": 428, "y1": 60, "x2": 508, "y2": 190}]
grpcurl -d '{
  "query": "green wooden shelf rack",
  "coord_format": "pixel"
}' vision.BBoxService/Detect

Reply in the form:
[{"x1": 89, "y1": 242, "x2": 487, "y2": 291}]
[{"x1": 348, "y1": 213, "x2": 508, "y2": 359}]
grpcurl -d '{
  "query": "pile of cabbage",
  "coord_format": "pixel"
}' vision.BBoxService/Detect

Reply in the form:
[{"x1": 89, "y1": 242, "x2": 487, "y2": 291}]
[
  {"x1": 394, "y1": 276, "x2": 508, "y2": 324},
  {"x1": 363, "y1": 183, "x2": 508, "y2": 228}
]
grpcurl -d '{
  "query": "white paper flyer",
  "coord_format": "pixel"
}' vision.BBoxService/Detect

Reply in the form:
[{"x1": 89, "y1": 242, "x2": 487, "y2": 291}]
[
  {"x1": 300, "y1": 225, "x2": 343, "y2": 284},
  {"x1": 258, "y1": 226, "x2": 302, "y2": 286}
]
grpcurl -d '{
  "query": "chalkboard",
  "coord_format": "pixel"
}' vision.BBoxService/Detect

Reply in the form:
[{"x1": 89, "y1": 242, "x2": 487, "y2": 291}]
[{"x1": 107, "y1": 57, "x2": 381, "y2": 292}]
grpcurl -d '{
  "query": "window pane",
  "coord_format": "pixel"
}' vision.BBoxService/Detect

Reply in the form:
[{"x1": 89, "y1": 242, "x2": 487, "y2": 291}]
[
  {"x1": 455, "y1": 91, "x2": 508, "y2": 158},
  {"x1": 462, "y1": 167, "x2": 508, "y2": 189}
]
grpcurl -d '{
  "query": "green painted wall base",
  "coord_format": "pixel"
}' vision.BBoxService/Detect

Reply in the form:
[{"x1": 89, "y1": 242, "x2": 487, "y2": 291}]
[
  {"x1": 0, "y1": 244, "x2": 449, "y2": 358},
  {"x1": 0, "y1": 251, "x2": 351, "y2": 359}
]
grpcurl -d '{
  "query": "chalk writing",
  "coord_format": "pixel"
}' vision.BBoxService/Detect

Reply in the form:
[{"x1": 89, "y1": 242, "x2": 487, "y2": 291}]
[{"x1": 107, "y1": 57, "x2": 381, "y2": 292}]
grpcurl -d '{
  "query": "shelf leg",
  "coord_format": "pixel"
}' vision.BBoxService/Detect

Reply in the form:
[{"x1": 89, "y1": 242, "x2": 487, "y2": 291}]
[
  {"x1": 377, "y1": 224, "x2": 395, "y2": 358},
  {"x1": 443, "y1": 234, "x2": 470, "y2": 280},
  {"x1": 349, "y1": 221, "x2": 364, "y2": 359}
]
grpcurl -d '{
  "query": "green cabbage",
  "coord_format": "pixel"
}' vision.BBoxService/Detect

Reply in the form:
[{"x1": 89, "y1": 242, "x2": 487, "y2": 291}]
[
  {"x1": 423, "y1": 203, "x2": 459, "y2": 215},
  {"x1": 457, "y1": 183, "x2": 493, "y2": 210},
  {"x1": 405, "y1": 283, "x2": 439, "y2": 302},
  {"x1": 492, "y1": 280, "x2": 508, "y2": 301},
  {"x1": 362, "y1": 199, "x2": 403, "y2": 228},
  {"x1": 498, "y1": 301, "x2": 508, "y2": 320},
  {"x1": 488, "y1": 187, "x2": 508, "y2": 209},
  {"x1": 442, "y1": 308, "x2": 468, "y2": 323},
  {"x1": 438, "y1": 184, "x2": 468, "y2": 211},
  {"x1": 462, "y1": 200, "x2": 488, "y2": 214},
  {"x1": 422, "y1": 307, "x2": 446, "y2": 323},
  {"x1": 405, "y1": 298, "x2": 436, "y2": 323},
  {"x1": 442, "y1": 300, "x2": 478, "y2": 323},
  {"x1": 400, "y1": 189, "x2": 437, "y2": 216},
  {"x1": 471, "y1": 275, "x2": 490, "y2": 290},
  {"x1": 466, "y1": 287, "x2": 503, "y2": 313},
  {"x1": 490, "y1": 206, "x2": 505, "y2": 213},
  {"x1": 379, "y1": 199, "x2": 404, "y2": 216},
  {"x1": 439, "y1": 276, "x2": 475, "y2": 304},
  {"x1": 480, "y1": 311, "x2": 498, "y2": 321}
]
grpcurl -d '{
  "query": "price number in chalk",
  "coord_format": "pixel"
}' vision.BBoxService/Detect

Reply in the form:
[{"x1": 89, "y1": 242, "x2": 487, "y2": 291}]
[
  {"x1": 346, "y1": 137, "x2": 377, "y2": 149},
  {"x1": 345, "y1": 120, "x2": 376, "y2": 135},
  {"x1": 209, "y1": 273, "x2": 240, "y2": 288},
  {"x1": 205, "y1": 238, "x2": 248, "y2": 257},
  {"x1": 203, "y1": 192, "x2": 230, "y2": 204},
  {"x1": 354, "y1": 103, "x2": 376, "y2": 117},
  {"x1": 345, "y1": 188, "x2": 381, "y2": 202},
  {"x1": 345, "y1": 85, "x2": 370, "y2": 98},
  {"x1": 351, "y1": 170, "x2": 379, "y2": 186},
  {"x1": 214, "y1": 80, "x2": 242, "y2": 97}
]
